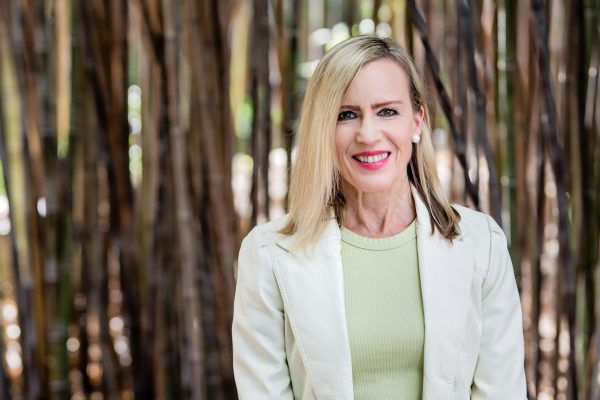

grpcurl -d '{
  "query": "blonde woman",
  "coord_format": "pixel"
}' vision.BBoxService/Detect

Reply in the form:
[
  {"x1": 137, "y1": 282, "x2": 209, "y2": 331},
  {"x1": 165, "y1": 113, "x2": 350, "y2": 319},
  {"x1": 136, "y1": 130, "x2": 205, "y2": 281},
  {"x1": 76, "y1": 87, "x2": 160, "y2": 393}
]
[{"x1": 232, "y1": 35, "x2": 526, "y2": 399}]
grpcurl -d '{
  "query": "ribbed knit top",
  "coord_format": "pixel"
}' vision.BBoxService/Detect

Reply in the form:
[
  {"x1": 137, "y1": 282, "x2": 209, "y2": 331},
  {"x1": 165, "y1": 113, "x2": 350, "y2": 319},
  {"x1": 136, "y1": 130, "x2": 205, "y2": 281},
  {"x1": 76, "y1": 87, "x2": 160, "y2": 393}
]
[{"x1": 340, "y1": 220, "x2": 424, "y2": 399}]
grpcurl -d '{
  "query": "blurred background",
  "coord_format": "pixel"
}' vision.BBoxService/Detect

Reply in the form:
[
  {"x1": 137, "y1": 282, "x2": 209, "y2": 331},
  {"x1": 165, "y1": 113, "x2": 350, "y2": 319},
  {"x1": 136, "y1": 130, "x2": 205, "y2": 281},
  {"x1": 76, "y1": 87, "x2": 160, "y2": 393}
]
[{"x1": 0, "y1": 0, "x2": 598, "y2": 399}]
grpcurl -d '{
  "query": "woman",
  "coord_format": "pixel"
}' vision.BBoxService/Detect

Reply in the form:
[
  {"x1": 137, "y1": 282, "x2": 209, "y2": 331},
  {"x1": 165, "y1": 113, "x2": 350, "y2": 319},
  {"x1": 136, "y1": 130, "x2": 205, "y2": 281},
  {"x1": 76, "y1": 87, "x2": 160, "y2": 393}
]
[{"x1": 232, "y1": 35, "x2": 526, "y2": 399}]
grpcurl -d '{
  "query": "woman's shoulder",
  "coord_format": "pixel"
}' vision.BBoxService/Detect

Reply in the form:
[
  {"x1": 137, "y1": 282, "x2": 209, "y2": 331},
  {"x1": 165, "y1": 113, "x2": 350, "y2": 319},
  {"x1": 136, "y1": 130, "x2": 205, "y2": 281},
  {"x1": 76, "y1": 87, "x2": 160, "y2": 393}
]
[
  {"x1": 247, "y1": 213, "x2": 290, "y2": 236},
  {"x1": 452, "y1": 204, "x2": 505, "y2": 237},
  {"x1": 241, "y1": 214, "x2": 291, "y2": 251},
  {"x1": 451, "y1": 204, "x2": 509, "y2": 266},
  {"x1": 451, "y1": 205, "x2": 510, "y2": 278}
]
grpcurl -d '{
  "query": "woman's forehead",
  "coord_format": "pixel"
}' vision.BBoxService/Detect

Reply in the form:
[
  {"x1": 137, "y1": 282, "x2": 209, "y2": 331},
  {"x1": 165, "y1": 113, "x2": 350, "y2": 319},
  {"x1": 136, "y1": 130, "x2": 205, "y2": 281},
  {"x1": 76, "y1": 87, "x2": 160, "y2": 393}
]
[{"x1": 342, "y1": 59, "x2": 411, "y2": 101}]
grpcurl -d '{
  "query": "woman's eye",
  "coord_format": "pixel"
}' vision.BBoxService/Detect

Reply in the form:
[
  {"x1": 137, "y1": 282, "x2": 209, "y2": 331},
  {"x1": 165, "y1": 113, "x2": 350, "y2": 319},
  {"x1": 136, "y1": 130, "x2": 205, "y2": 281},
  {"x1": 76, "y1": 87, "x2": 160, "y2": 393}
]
[
  {"x1": 337, "y1": 110, "x2": 356, "y2": 121},
  {"x1": 378, "y1": 108, "x2": 398, "y2": 117}
]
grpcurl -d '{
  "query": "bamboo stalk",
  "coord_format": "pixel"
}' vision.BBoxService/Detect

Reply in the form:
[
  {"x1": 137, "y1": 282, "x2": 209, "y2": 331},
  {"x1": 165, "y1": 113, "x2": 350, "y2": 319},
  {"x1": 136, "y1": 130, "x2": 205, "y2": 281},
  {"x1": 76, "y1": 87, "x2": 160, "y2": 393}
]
[
  {"x1": 0, "y1": 333, "x2": 10, "y2": 399},
  {"x1": 250, "y1": 0, "x2": 271, "y2": 226},
  {"x1": 514, "y1": 0, "x2": 538, "y2": 392},
  {"x1": 101, "y1": 1, "x2": 148, "y2": 387},
  {"x1": 0, "y1": 22, "x2": 21, "y2": 400},
  {"x1": 186, "y1": 2, "x2": 237, "y2": 395},
  {"x1": 135, "y1": 3, "x2": 163, "y2": 394},
  {"x1": 79, "y1": 1, "x2": 147, "y2": 396},
  {"x1": 560, "y1": 0, "x2": 598, "y2": 395},
  {"x1": 586, "y1": 6, "x2": 600, "y2": 399},
  {"x1": 521, "y1": 37, "x2": 544, "y2": 397},
  {"x1": 13, "y1": 27, "x2": 57, "y2": 393},
  {"x1": 372, "y1": 0, "x2": 381, "y2": 25},
  {"x1": 501, "y1": 0, "x2": 519, "y2": 271},
  {"x1": 136, "y1": 1, "x2": 180, "y2": 397},
  {"x1": 21, "y1": 1, "x2": 77, "y2": 396},
  {"x1": 280, "y1": 0, "x2": 300, "y2": 209},
  {"x1": 569, "y1": 0, "x2": 599, "y2": 393},
  {"x1": 532, "y1": 0, "x2": 578, "y2": 397},
  {"x1": 345, "y1": 0, "x2": 356, "y2": 28},
  {"x1": 1, "y1": 1, "x2": 45, "y2": 395},
  {"x1": 68, "y1": 7, "x2": 89, "y2": 396},
  {"x1": 163, "y1": 0, "x2": 205, "y2": 397},
  {"x1": 533, "y1": 125, "x2": 545, "y2": 399},
  {"x1": 458, "y1": 0, "x2": 501, "y2": 223},
  {"x1": 407, "y1": 0, "x2": 480, "y2": 208},
  {"x1": 454, "y1": 0, "x2": 467, "y2": 166},
  {"x1": 151, "y1": 58, "x2": 182, "y2": 399}
]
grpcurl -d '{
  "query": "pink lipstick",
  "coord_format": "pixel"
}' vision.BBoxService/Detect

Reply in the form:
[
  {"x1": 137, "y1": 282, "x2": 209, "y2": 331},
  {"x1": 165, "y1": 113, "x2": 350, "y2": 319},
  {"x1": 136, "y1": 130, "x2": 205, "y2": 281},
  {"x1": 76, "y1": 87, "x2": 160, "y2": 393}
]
[{"x1": 351, "y1": 150, "x2": 391, "y2": 170}]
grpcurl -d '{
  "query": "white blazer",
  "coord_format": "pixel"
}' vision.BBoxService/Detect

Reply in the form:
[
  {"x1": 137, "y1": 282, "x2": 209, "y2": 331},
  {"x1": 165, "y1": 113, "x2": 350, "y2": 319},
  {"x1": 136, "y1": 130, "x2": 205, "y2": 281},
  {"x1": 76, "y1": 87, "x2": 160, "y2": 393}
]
[{"x1": 232, "y1": 188, "x2": 527, "y2": 399}]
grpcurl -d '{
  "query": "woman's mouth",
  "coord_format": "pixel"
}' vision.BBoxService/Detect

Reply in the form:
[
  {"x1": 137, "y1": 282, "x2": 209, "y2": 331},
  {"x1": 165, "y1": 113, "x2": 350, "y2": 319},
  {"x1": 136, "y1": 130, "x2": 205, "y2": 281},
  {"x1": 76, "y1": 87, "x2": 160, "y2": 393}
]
[{"x1": 352, "y1": 151, "x2": 391, "y2": 170}]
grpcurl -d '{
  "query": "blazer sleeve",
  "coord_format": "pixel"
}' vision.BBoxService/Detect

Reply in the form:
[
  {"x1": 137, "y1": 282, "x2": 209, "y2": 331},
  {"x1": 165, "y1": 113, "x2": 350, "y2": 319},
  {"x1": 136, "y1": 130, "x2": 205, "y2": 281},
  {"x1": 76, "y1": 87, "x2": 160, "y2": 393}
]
[
  {"x1": 232, "y1": 228, "x2": 294, "y2": 399},
  {"x1": 471, "y1": 216, "x2": 527, "y2": 399}
]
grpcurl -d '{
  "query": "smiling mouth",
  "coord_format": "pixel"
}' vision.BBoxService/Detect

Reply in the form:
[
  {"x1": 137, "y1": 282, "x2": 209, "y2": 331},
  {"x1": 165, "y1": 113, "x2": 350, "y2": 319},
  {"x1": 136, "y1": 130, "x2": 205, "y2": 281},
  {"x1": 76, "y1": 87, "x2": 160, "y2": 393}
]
[{"x1": 352, "y1": 152, "x2": 391, "y2": 163}]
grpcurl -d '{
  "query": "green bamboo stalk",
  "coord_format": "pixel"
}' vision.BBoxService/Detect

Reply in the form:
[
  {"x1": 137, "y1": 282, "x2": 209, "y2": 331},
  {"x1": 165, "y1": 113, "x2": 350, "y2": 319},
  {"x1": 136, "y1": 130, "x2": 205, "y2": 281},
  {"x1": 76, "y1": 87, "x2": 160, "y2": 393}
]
[
  {"x1": 501, "y1": 0, "x2": 519, "y2": 277},
  {"x1": 16, "y1": 1, "x2": 56, "y2": 394},
  {"x1": 25, "y1": 1, "x2": 76, "y2": 397},
  {"x1": 1, "y1": 2, "x2": 44, "y2": 395},
  {"x1": 53, "y1": 0, "x2": 81, "y2": 396}
]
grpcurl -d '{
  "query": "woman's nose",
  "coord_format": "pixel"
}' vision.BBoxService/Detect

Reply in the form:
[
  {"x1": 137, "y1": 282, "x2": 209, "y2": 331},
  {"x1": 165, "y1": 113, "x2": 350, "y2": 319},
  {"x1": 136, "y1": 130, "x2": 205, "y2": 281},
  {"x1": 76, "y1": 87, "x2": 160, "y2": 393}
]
[{"x1": 356, "y1": 116, "x2": 380, "y2": 144}]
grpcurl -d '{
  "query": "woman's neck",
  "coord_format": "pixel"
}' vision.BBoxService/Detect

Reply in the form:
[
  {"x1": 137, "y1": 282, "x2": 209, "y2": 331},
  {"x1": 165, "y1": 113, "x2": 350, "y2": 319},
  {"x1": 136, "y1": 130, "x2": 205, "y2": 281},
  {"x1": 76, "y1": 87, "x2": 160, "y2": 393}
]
[{"x1": 341, "y1": 182, "x2": 416, "y2": 238}]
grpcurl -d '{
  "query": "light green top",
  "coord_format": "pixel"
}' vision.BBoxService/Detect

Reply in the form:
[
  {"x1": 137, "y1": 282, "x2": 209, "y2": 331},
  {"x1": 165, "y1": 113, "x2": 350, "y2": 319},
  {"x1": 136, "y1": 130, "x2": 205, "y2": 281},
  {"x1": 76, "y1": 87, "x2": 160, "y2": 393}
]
[{"x1": 340, "y1": 220, "x2": 424, "y2": 399}]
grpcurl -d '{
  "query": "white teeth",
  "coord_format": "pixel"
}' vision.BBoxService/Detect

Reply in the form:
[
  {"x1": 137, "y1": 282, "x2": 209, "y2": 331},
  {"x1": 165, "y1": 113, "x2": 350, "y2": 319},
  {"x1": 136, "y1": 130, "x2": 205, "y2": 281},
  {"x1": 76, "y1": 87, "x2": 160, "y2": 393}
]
[{"x1": 355, "y1": 153, "x2": 388, "y2": 163}]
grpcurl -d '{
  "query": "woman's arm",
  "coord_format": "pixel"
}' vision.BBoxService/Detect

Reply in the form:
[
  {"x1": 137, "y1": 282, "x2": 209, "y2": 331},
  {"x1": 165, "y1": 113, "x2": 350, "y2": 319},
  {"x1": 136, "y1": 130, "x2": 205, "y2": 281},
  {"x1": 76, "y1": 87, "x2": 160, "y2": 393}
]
[
  {"x1": 232, "y1": 228, "x2": 294, "y2": 399},
  {"x1": 471, "y1": 217, "x2": 527, "y2": 399}
]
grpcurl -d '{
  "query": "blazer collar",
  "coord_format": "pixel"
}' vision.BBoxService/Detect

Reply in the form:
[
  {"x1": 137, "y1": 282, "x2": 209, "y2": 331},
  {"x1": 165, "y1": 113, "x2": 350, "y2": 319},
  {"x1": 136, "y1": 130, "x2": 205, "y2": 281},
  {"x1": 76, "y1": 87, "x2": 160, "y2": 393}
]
[
  {"x1": 275, "y1": 214, "x2": 339, "y2": 254},
  {"x1": 412, "y1": 185, "x2": 468, "y2": 240},
  {"x1": 273, "y1": 187, "x2": 475, "y2": 399}
]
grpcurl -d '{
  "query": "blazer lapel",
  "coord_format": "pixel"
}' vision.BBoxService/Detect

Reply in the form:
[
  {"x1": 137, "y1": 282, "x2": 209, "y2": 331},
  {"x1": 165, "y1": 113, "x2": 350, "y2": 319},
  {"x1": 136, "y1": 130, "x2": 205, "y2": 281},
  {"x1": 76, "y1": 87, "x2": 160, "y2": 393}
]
[
  {"x1": 412, "y1": 187, "x2": 474, "y2": 399},
  {"x1": 274, "y1": 219, "x2": 354, "y2": 400}
]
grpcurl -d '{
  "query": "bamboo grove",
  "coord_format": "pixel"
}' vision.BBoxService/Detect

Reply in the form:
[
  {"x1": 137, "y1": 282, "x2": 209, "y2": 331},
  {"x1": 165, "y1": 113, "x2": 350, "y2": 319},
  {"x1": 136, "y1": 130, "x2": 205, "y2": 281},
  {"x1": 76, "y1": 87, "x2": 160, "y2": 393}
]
[{"x1": 0, "y1": 0, "x2": 599, "y2": 399}]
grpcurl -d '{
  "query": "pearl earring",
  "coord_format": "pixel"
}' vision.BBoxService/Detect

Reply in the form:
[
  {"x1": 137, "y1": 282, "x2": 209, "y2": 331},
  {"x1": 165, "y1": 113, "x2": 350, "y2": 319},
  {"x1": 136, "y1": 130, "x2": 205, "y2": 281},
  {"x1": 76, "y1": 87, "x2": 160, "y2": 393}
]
[{"x1": 412, "y1": 133, "x2": 421, "y2": 144}]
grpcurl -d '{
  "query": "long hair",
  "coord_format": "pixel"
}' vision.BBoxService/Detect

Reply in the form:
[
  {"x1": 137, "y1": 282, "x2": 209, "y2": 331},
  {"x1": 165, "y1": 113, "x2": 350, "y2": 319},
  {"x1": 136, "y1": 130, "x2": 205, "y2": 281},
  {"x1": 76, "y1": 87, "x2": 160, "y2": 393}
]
[{"x1": 280, "y1": 35, "x2": 460, "y2": 249}]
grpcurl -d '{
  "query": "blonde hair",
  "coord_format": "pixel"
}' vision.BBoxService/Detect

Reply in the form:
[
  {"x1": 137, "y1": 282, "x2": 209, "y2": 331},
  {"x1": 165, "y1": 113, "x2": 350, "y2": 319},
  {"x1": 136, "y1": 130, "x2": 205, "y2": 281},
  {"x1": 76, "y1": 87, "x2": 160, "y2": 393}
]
[{"x1": 281, "y1": 35, "x2": 460, "y2": 248}]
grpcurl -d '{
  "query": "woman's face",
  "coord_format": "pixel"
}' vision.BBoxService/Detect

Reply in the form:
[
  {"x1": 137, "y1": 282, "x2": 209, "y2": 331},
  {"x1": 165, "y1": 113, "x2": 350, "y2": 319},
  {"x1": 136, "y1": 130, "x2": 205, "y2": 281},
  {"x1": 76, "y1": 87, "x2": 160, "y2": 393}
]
[{"x1": 335, "y1": 58, "x2": 424, "y2": 197}]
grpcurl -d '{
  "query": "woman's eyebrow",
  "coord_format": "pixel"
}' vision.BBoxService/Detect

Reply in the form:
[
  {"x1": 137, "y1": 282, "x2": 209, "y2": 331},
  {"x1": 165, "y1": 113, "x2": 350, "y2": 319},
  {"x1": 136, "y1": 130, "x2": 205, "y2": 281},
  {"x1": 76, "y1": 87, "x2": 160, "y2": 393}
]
[
  {"x1": 371, "y1": 100, "x2": 404, "y2": 109},
  {"x1": 339, "y1": 100, "x2": 404, "y2": 110}
]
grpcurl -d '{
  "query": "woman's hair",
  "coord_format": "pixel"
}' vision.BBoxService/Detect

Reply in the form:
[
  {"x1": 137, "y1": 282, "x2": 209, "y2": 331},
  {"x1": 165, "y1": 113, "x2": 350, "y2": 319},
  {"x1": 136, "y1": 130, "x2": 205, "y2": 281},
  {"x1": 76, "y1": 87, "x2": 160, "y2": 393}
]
[{"x1": 280, "y1": 35, "x2": 460, "y2": 248}]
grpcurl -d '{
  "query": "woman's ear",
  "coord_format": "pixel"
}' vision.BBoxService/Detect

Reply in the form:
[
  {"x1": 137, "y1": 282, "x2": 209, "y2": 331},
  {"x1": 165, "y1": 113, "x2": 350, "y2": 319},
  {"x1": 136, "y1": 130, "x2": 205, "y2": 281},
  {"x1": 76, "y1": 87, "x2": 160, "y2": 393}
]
[{"x1": 413, "y1": 105, "x2": 425, "y2": 131}]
